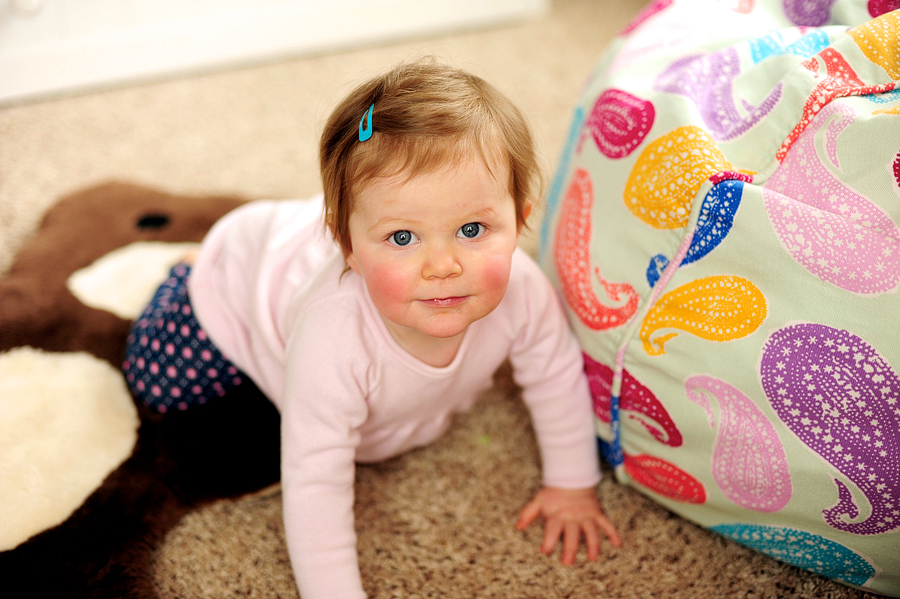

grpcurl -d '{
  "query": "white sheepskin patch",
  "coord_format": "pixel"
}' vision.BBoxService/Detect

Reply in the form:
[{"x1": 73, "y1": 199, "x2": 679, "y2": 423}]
[
  {"x1": 0, "y1": 347, "x2": 139, "y2": 551},
  {"x1": 67, "y1": 241, "x2": 200, "y2": 320}
]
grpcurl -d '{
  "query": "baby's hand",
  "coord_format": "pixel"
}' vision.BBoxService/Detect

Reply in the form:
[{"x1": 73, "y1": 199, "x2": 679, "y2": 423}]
[{"x1": 516, "y1": 486, "x2": 621, "y2": 564}]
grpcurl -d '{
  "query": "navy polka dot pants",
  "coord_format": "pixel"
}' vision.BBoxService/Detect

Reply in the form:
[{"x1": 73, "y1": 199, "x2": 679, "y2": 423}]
[{"x1": 123, "y1": 263, "x2": 245, "y2": 413}]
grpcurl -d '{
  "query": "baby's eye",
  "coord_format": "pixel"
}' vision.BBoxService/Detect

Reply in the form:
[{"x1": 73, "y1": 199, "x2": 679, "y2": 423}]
[
  {"x1": 388, "y1": 230, "x2": 418, "y2": 246},
  {"x1": 457, "y1": 223, "x2": 485, "y2": 239}
]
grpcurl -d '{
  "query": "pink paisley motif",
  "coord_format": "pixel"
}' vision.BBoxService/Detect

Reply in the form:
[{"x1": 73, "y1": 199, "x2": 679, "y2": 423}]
[
  {"x1": 777, "y1": 47, "x2": 896, "y2": 162},
  {"x1": 720, "y1": 0, "x2": 755, "y2": 12},
  {"x1": 764, "y1": 102, "x2": 900, "y2": 295},
  {"x1": 586, "y1": 89, "x2": 655, "y2": 159},
  {"x1": 684, "y1": 375, "x2": 792, "y2": 512},
  {"x1": 554, "y1": 168, "x2": 639, "y2": 330},
  {"x1": 621, "y1": 0, "x2": 674, "y2": 34},
  {"x1": 583, "y1": 353, "x2": 683, "y2": 447},
  {"x1": 624, "y1": 454, "x2": 706, "y2": 503},
  {"x1": 868, "y1": 0, "x2": 900, "y2": 18}
]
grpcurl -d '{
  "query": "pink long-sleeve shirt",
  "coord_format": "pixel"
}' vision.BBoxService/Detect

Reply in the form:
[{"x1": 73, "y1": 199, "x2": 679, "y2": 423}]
[{"x1": 189, "y1": 197, "x2": 600, "y2": 599}]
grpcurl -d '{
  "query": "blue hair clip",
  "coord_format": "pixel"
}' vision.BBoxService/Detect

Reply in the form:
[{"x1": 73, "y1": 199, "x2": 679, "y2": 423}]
[{"x1": 358, "y1": 103, "x2": 374, "y2": 142}]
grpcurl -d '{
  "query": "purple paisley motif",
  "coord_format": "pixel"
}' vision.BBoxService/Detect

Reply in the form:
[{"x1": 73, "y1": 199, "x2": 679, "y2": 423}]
[
  {"x1": 783, "y1": 0, "x2": 836, "y2": 26},
  {"x1": 610, "y1": 8, "x2": 694, "y2": 75},
  {"x1": 653, "y1": 48, "x2": 782, "y2": 141},
  {"x1": 584, "y1": 353, "x2": 682, "y2": 447},
  {"x1": 585, "y1": 89, "x2": 655, "y2": 159},
  {"x1": 685, "y1": 375, "x2": 792, "y2": 512},
  {"x1": 764, "y1": 102, "x2": 900, "y2": 295},
  {"x1": 760, "y1": 323, "x2": 900, "y2": 535}
]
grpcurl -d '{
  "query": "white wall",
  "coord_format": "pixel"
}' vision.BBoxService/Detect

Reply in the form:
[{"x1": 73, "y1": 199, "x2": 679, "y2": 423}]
[{"x1": 0, "y1": 0, "x2": 548, "y2": 104}]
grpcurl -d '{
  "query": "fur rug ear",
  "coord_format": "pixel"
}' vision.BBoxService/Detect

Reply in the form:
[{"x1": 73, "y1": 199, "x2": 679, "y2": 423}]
[
  {"x1": 0, "y1": 347, "x2": 139, "y2": 551},
  {"x1": 67, "y1": 241, "x2": 201, "y2": 320}
]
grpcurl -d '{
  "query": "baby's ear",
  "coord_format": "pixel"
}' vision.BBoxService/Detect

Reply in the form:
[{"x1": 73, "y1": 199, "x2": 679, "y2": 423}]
[
  {"x1": 519, "y1": 201, "x2": 534, "y2": 231},
  {"x1": 523, "y1": 201, "x2": 534, "y2": 222},
  {"x1": 345, "y1": 250, "x2": 362, "y2": 276}
]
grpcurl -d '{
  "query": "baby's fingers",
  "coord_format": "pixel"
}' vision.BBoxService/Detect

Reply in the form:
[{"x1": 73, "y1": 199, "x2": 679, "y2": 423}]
[
  {"x1": 561, "y1": 521, "x2": 582, "y2": 565},
  {"x1": 541, "y1": 518, "x2": 565, "y2": 555},
  {"x1": 583, "y1": 520, "x2": 601, "y2": 561},
  {"x1": 595, "y1": 514, "x2": 623, "y2": 547},
  {"x1": 516, "y1": 499, "x2": 542, "y2": 531}
]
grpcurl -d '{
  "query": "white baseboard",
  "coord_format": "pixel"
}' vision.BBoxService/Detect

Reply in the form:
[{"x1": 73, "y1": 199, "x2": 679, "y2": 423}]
[{"x1": 0, "y1": 0, "x2": 549, "y2": 104}]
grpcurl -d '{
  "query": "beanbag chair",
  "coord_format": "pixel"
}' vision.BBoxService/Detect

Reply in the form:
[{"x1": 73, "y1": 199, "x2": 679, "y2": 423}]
[{"x1": 539, "y1": 0, "x2": 900, "y2": 595}]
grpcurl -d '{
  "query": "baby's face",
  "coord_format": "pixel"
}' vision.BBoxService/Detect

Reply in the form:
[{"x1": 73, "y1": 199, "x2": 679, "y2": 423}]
[{"x1": 346, "y1": 158, "x2": 522, "y2": 353}]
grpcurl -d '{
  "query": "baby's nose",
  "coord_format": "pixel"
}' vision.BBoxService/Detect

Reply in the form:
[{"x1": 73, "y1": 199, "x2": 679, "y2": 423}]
[{"x1": 422, "y1": 244, "x2": 462, "y2": 279}]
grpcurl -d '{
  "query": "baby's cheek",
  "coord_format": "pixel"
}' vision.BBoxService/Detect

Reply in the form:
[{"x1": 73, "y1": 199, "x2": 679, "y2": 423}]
[
  {"x1": 363, "y1": 262, "x2": 413, "y2": 309},
  {"x1": 479, "y1": 255, "x2": 514, "y2": 297}
]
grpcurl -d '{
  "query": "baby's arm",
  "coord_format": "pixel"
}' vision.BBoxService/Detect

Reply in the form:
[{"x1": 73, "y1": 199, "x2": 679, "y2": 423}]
[
  {"x1": 281, "y1": 440, "x2": 365, "y2": 598},
  {"x1": 506, "y1": 252, "x2": 622, "y2": 561},
  {"x1": 280, "y1": 312, "x2": 371, "y2": 599},
  {"x1": 516, "y1": 486, "x2": 621, "y2": 564}
]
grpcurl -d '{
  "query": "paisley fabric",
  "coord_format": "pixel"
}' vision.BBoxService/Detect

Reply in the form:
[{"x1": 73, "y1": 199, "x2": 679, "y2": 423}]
[
  {"x1": 684, "y1": 375, "x2": 792, "y2": 512},
  {"x1": 653, "y1": 48, "x2": 783, "y2": 141},
  {"x1": 760, "y1": 323, "x2": 900, "y2": 535},
  {"x1": 638, "y1": 275, "x2": 767, "y2": 355},
  {"x1": 554, "y1": 168, "x2": 640, "y2": 330},
  {"x1": 584, "y1": 353, "x2": 683, "y2": 447},
  {"x1": 586, "y1": 89, "x2": 656, "y2": 158},
  {"x1": 540, "y1": 0, "x2": 900, "y2": 594},
  {"x1": 623, "y1": 126, "x2": 735, "y2": 230},
  {"x1": 711, "y1": 524, "x2": 878, "y2": 586}
]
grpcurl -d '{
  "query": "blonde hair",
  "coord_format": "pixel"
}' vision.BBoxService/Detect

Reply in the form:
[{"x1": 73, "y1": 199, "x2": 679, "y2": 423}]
[{"x1": 319, "y1": 58, "x2": 541, "y2": 256}]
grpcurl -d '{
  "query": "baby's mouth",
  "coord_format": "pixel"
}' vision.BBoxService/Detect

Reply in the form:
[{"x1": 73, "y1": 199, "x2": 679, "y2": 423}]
[{"x1": 424, "y1": 296, "x2": 467, "y2": 307}]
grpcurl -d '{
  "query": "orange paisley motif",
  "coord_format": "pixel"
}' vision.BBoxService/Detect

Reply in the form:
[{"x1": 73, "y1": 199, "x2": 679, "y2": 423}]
[
  {"x1": 624, "y1": 126, "x2": 734, "y2": 229},
  {"x1": 848, "y1": 9, "x2": 900, "y2": 79},
  {"x1": 639, "y1": 275, "x2": 767, "y2": 356}
]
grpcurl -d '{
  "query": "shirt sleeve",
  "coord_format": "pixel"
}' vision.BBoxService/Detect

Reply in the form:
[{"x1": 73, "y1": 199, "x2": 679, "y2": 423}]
[
  {"x1": 280, "y1": 297, "x2": 373, "y2": 599},
  {"x1": 507, "y1": 253, "x2": 601, "y2": 489}
]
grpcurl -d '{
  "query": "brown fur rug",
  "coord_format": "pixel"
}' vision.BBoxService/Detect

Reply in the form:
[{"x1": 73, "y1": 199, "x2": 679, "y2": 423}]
[{"x1": 0, "y1": 183, "x2": 280, "y2": 597}]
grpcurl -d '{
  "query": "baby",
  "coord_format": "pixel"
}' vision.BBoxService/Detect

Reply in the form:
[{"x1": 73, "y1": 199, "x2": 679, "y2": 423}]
[{"x1": 123, "y1": 58, "x2": 620, "y2": 598}]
